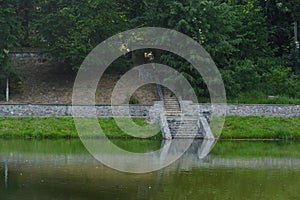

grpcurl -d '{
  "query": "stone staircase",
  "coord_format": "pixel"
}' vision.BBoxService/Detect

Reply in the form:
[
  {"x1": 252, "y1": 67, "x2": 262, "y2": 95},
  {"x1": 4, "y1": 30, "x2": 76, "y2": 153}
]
[
  {"x1": 162, "y1": 87, "x2": 181, "y2": 115},
  {"x1": 167, "y1": 116, "x2": 204, "y2": 139},
  {"x1": 162, "y1": 87, "x2": 204, "y2": 139}
]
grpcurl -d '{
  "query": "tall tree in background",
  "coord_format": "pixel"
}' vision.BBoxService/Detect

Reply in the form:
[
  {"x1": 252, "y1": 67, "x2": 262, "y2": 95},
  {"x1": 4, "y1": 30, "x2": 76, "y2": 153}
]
[
  {"x1": 259, "y1": 0, "x2": 300, "y2": 73},
  {"x1": 0, "y1": 0, "x2": 299, "y2": 99},
  {"x1": 0, "y1": 0, "x2": 22, "y2": 81},
  {"x1": 35, "y1": 0, "x2": 127, "y2": 70},
  {"x1": 131, "y1": 0, "x2": 272, "y2": 98}
]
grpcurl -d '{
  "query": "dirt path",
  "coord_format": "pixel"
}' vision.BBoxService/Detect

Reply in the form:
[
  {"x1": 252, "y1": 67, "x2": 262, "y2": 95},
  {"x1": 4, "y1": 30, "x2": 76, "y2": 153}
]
[{"x1": 0, "y1": 58, "x2": 158, "y2": 104}]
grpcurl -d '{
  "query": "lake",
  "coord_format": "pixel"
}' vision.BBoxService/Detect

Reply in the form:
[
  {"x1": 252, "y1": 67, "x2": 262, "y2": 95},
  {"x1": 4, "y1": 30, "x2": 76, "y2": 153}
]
[{"x1": 0, "y1": 139, "x2": 300, "y2": 200}]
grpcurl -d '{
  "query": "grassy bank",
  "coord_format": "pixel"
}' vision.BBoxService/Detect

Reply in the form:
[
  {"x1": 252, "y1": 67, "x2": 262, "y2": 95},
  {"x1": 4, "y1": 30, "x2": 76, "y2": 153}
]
[
  {"x1": 222, "y1": 116, "x2": 300, "y2": 140},
  {"x1": 0, "y1": 116, "x2": 300, "y2": 140},
  {"x1": 0, "y1": 117, "x2": 161, "y2": 139}
]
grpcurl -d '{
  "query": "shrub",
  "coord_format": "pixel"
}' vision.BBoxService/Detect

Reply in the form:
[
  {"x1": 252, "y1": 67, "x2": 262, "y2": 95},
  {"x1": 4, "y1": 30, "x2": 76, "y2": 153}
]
[{"x1": 262, "y1": 65, "x2": 300, "y2": 97}]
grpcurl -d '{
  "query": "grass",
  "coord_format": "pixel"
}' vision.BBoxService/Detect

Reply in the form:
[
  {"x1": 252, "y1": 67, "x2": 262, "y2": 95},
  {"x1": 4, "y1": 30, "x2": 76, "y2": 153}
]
[
  {"x1": 222, "y1": 116, "x2": 300, "y2": 140},
  {"x1": 0, "y1": 116, "x2": 300, "y2": 140},
  {"x1": 0, "y1": 117, "x2": 161, "y2": 139}
]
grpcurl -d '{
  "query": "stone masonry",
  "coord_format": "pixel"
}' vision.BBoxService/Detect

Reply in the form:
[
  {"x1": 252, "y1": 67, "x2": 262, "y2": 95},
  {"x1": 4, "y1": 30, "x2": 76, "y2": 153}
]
[{"x1": 0, "y1": 104, "x2": 300, "y2": 117}]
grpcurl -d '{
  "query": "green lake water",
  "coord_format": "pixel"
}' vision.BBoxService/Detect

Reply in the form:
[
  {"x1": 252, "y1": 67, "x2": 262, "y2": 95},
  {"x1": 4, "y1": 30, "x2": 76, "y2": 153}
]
[{"x1": 0, "y1": 139, "x2": 300, "y2": 200}]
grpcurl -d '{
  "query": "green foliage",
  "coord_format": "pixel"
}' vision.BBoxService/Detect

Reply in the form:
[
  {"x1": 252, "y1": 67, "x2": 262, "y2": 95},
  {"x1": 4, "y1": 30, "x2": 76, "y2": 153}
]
[
  {"x1": 0, "y1": 0, "x2": 22, "y2": 79},
  {"x1": 263, "y1": 65, "x2": 300, "y2": 97},
  {"x1": 138, "y1": 0, "x2": 286, "y2": 100},
  {"x1": 34, "y1": 0, "x2": 127, "y2": 70},
  {"x1": 0, "y1": 0, "x2": 299, "y2": 102},
  {"x1": 0, "y1": 0, "x2": 22, "y2": 98},
  {"x1": 222, "y1": 55, "x2": 300, "y2": 99},
  {"x1": 230, "y1": 91, "x2": 300, "y2": 104},
  {"x1": 224, "y1": 60, "x2": 261, "y2": 96}
]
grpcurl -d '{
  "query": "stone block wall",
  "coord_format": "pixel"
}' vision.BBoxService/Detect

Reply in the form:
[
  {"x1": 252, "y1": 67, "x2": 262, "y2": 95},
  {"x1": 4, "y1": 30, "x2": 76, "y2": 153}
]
[
  {"x1": 0, "y1": 104, "x2": 300, "y2": 117},
  {"x1": 0, "y1": 104, "x2": 152, "y2": 117},
  {"x1": 226, "y1": 104, "x2": 300, "y2": 117}
]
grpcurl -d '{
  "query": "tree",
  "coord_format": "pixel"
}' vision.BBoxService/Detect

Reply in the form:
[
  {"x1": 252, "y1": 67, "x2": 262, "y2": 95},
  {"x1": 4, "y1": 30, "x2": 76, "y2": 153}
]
[
  {"x1": 0, "y1": 0, "x2": 22, "y2": 80},
  {"x1": 129, "y1": 0, "x2": 272, "y2": 98},
  {"x1": 35, "y1": 0, "x2": 127, "y2": 70}
]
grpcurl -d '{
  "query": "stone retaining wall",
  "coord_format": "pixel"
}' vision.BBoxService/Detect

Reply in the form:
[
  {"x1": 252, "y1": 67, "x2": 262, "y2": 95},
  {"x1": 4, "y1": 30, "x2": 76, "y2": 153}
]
[
  {"x1": 0, "y1": 104, "x2": 151, "y2": 117},
  {"x1": 0, "y1": 104, "x2": 300, "y2": 117},
  {"x1": 226, "y1": 104, "x2": 300, "y2": 117}
]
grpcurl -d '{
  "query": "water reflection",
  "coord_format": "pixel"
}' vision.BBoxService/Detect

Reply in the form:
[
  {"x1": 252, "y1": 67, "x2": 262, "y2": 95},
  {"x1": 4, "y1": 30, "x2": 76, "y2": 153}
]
[
  {"x1": 0, "y1": 139, "x2": 300, "y2": 200},
  {"x1": 86, "y1": 139, "x2": 216, "y2": 172},
  {"x1": 4, "y1": 161, "x2": 7, "y2": 188},
  {"x1": 2, "y1": 139, "x2": 300, "y2": 170}
]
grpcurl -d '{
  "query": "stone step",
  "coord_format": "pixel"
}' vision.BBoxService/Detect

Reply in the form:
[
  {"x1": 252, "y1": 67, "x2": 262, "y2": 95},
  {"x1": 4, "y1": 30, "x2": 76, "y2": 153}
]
[
  {"x1": 167, "y1": 118, "x2": 198, "y2": 121},
  {"x1": 165, "y1": 109, "x2": 181, "y2": 112},
  {"x1": 165, "y1": 112, "x2": 182, "y2": 116},
  {"x1": 165, "y1": 111, "x2": 181, "y2": 113},
  {"x1": 171, "y1": 133, "x2": 204, "y2": 137},
  {"x1": 168, "y1": 123, "x2": 198, "y2": 126},
  {"x1": 162, "y1": 90, "x2": 205, "y2": 139},
  {"x1": 164, "y1": 101, "x2": 179, "y2": 104},
  {"x1": 169, "y1": 123, "x2": 198, "y2": 126},
  {"x1": 164, "y1": 107, "x2": 180, "y2": 109},
  {"x1": 165, "y1": 107, "x2": 180, "y2": 110},
  {"x1": 170, "y1": 129, "x2": 199, "y2": 132},
  {"x1": 164, "y1": 100, "x2": 179, "y2": 105},
  {"x1": 164, "y1": 104, "x2": 180, "y2": 107},
  {"x1": 171, "y1": 132, "x2": 202, "y2": 136},
  {"x1": 170, "y1": 131, "x2": 199, "y2": 135},
  {"x1": 164, "y1": 104, "x2": 180, "y2": 108},
  {"x1": 172, "y1": 135, "x2": 204, "y2": 139},
  {"x1": 171, "y1": 133, "x2": 199, "y2": 136},
  {"x1": 167, "y1": 119, "x2": 198, "y2": 122},
  {"x1": 167, "y1": 115, "x2": 201, "y2": 138},
  {"x1": 166, "y1": 115, "x2": 198, "y2": 119},
  {"x1": 164, "y1": 101, "x2": 178, "y2": 104},
  {"x1": 169, "y1": 124, "x2": 198, "y2": 128},
  {"x1": 169, "y1": 124, "x2": 199, "y2": 129},
  {"x1": 164, "y1": 105, "x2": 180, "y2": 107},
  {"x1": 163, "y1": 96, "x2": 177, "y2": 99},
  {"x1": 169, "y1": 124, "x2": 198, "y2": 127},
  {"x1": 170, "y1": 127, "x2": 198, "y2": 130},
  {"x1": 169, "y1": 126, "x2": 198, "y2": 129},
  {"x1": 170, "y1": 128, "x2": 199, "y2": 132}
]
